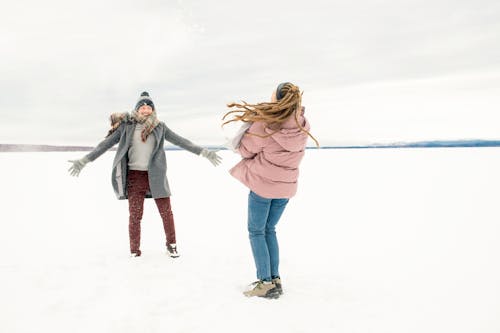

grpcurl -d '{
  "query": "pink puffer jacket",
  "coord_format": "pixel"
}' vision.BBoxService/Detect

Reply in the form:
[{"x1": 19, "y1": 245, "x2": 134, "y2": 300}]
[{"x1": 230, "y1": 108, "x2": 310, "y2": 199}]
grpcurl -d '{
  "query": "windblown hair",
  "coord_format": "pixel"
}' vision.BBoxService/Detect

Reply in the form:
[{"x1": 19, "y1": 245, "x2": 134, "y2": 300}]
[
  {"x1": 106, "y1": 113, "x2": 131, "y2": 138},
  {"x1": 222, "y1": 82, "x2": 319, "y2": 147}
]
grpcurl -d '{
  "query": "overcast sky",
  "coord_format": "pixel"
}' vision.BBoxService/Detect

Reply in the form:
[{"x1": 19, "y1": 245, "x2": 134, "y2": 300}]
[{"x1": 2, "y1": 0, "x2": 500, "y2": 146}]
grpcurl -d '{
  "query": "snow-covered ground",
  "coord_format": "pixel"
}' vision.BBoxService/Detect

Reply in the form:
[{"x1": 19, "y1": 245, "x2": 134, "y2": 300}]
[{"x1": 1, "y1": 148, "x2": 499, "y2": 333}]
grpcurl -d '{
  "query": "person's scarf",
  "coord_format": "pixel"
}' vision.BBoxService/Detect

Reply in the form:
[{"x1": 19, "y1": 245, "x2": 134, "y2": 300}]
[{"x1": 106, "y1": 110, "x2": 160, "y2": 142}]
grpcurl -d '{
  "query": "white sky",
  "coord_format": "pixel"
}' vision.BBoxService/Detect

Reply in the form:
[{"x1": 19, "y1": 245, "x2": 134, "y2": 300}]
[{"x1": 1, "y1": 0, "x2": 500, "y2": 146}]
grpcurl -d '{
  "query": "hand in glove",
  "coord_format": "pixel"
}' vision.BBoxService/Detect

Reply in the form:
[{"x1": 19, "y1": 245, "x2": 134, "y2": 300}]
[
  {"x1": 200, "y1": 148, "x2": 222, "y2": 166},
  {"x1": 68, "y1": 156, "x2": 90, "y2": 177}
]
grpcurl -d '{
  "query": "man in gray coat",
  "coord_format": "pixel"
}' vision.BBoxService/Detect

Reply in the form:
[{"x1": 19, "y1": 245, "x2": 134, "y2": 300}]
[{"x1": 68, "y1": 91, "x2": 221, "y2": 257}]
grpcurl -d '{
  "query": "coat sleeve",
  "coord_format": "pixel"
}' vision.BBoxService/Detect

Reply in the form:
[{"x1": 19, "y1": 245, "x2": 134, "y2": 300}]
[
  {"x1": 163, "y1": 124, "x2": 204, "y2": 155},
  {"x1": 84, "y1": 124, "x2": 123, "y2": 162},
  {"x1": 238, "y1": 122, "x2": 266, "y2": 158},
  {"x1": 223, "y1": 121, "x2": 252, "y2": 152}
]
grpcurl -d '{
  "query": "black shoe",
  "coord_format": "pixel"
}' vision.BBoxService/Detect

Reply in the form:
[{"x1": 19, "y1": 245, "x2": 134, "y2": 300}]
[
  {"x1": 130, "y1": 250, "x2": 141, "y2": 257},
  {"x1": 167, "y1": 243, "x2": 180, "y2": 258}
]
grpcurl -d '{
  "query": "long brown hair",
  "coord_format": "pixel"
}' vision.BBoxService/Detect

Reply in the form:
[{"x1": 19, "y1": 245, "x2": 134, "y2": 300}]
[{"x1": 222, "y1": 82, "x2": 319, "y2": 147}]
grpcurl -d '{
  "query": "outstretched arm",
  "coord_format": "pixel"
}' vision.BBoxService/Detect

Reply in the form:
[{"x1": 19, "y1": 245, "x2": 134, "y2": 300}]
[
  {"x1": 164, "y1": 124, "x2": 222, "y2": 166},
  {"x1": 85, "y1": 126, "x2": 122, "y2": 162},
  {"x1": 164, "y1": 125, "x2": 204, "y2": 155},
  {"x1": 68, "y1": 125, "x2": 122, "y2": 176}
]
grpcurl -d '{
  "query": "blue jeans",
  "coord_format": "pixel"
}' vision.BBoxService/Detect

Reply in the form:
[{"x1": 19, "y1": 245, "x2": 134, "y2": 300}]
[{"x1": 248, "y1": 191, "x2": 289, "y2": 281}]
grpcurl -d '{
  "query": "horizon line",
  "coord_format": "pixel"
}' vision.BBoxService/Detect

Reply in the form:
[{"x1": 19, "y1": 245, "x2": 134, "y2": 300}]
[{"x1": 2, "y1": 139, "x2": 500, "y2": 152}]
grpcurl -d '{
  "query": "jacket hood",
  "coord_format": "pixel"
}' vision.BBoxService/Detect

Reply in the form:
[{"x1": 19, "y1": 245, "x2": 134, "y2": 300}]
[{"x1": 264, "y1": 107, "x2": 310, "y2": 152}]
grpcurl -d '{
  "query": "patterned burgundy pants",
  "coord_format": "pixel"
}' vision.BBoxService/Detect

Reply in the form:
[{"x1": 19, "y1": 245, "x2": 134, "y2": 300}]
[{"x1": 127, "y1": 170, "x2": 176, "y2": 255}]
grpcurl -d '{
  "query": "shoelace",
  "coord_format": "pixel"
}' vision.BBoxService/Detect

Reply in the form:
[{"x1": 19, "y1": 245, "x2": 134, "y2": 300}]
[{"x1": 249, "y1": 281, "x2": 268, "y2": 290}]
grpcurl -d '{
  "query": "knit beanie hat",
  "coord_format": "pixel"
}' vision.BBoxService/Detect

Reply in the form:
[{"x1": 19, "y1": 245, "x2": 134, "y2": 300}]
[
  {"x1": 135, "y1": 91, "x2": 155, "y2": 111},
  {"x1": 276, "y1": 82, "x2": 291, "y2": 101}
]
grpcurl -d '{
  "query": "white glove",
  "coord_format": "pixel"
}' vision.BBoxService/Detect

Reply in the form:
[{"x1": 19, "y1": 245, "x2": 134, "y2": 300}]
[
  {"x1": 200, "y1": 149, "x2": 222, "y2": 166},
  {"x1": 68, "y1": 156, "x2": 90, "y2": 177}
]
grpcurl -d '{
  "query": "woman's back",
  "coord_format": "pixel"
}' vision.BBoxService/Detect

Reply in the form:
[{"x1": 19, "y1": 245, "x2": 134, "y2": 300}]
[{"x1": 230, "y1": 108, "x2": 310, "y2": 198}]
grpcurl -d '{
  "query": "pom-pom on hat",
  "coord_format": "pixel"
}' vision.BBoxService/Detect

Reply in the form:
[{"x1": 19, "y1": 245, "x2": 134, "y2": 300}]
[{"x1": 135, "y1": 91, "x2": 155, "y2": 111}]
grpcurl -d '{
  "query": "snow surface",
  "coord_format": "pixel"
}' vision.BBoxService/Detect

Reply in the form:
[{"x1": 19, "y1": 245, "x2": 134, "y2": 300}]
[{"x1": 1, "y1": 149, "x2": 499, "y2": 333}]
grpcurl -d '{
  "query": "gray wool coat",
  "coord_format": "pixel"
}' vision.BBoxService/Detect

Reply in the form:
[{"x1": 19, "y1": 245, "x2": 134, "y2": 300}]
[{"x1": 85, "y1": 121, "x2": 203, "y2": 200}]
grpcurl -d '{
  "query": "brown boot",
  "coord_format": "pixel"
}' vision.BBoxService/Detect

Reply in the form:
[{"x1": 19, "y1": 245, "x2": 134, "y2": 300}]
[{"x1": 243, "y1": 280, "x2": 280, "y2": 298}]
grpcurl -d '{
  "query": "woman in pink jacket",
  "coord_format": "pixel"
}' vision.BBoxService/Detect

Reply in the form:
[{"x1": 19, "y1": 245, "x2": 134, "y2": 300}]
[{"x1": 223, "y1": 82, "x2": 318, "y2": 298}]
